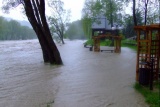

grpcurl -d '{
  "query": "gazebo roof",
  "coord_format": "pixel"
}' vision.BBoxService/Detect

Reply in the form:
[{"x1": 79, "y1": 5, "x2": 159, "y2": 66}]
[
  {"x1": 91, "y1": 14, "x2": 123, "y2": 31},
  {"x1": 91, "y1": 15, "x2": 117, "y2": 30}
]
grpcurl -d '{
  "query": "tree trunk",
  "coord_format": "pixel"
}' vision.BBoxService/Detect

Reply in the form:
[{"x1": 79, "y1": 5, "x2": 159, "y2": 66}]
[
  {"x1": 144, "y1": 0, "x2": 149, "y2": 25},
  {"x1": 133, "y1": 0, "x2": 137, "y2": 26},
  {"x1": 23, "y1": 0, "x2": 63, "y2": 65},
  {"x1": 60, "y1": 36, "x2": 65, "y2": 44},
  {"x1": 60, "y1": 31, "x2": 65, "y2": 44},
  {"x1": 61, "y1": 39, "x2": 65, "y2": 44},
  {"x1": 110, "y1": 0, "x2": 113, "y2": 27}
]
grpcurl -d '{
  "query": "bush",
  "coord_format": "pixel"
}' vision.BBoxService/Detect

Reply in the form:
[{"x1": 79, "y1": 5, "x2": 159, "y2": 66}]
[{"x1": 84, "y1": 39, "x2": 93, "y2": 45}]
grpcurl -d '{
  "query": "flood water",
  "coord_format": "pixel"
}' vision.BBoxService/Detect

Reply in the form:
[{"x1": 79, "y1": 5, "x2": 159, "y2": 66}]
[{"x1": 0, "y1": 39, "x2": 148, "y2": 107}]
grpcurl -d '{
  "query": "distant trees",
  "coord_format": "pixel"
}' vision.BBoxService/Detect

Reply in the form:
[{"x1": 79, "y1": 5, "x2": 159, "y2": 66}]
[
  {"x1": 123, "y1": 11, "x2": 143, "y2": 38},
  {"x1": 65, "y1": 20, "x2": 86, "y2": 40},
  {"x1": 0, "y1": 16, "x2": 36, "y2": 40}
]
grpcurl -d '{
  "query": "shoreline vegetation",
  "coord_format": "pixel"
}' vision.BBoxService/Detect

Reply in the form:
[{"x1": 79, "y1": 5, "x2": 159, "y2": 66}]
[
  {"x1": 134, "y1": 82, "x2": 159, "y2": 107},
  {"x1": 84, "y1": 39, "x2": 159, "y2": 107}
]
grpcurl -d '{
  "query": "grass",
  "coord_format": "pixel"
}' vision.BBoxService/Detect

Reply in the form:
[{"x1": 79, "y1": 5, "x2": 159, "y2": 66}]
[
  {"x1": 121, "y1": 43, "x2": 137, "y2": 51},
  {"x1": 121, "y1": 39, "x2": 137, "y2": 51},
  {"x1": 84, "y1": 39, "x2": 137, "y2": 50},
  {"x1": 134, "y1": 82, "x2": 160, "y2": 107}
]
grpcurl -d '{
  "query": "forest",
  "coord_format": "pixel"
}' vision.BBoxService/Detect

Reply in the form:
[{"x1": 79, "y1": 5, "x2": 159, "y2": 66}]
[{"x1": 0, "y1": 16, "x2": 36, "y2": 40}]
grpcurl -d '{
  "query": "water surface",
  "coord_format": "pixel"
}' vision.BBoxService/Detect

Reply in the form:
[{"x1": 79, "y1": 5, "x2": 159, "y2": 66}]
[{"x1": 0, "y1": 39, "x2": 148, "y2": 107}]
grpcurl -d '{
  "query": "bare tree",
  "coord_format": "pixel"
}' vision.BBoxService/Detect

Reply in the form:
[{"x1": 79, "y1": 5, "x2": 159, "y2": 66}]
[
  {"x1": 2, "y1": 0, "x2": 63, "y2": 64},
  {"x1": 48, "y1": 0, "x2": 70, "y2": 44},
  {"x1": 134, "y1": 0, "x2": 159, "y2": 25}
]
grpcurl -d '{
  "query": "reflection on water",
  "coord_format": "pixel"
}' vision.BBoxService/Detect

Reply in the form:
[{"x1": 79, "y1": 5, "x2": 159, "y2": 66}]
[{"x1": 0, "y1": 39, "x2": 148, "y2": 107}]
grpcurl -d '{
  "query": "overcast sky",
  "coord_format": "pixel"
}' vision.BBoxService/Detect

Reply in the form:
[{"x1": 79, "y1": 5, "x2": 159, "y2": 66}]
[{"x1": 0, "y1": 0, "x2": 85, "y2": 22}]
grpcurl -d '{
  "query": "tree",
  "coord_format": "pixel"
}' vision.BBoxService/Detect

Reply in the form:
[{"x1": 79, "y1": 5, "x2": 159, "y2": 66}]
[
  {"x1": 2, "y1": 0, "x2": 63, "y2": 64},
  {"x1": 131, "y1": 0, "x2": 159, "y2": 25},
  {"x1": 47, "y1": 0, "x2": 70, "y2": 44},
  {"x1": 101, "y1": 0, "x2": 122, "y2": 26},
  {"x1": 82, "y1": 17, "x2": 92, "y2": 39},
  {"x1": 0, "y1": 16, "x2": 7, "y2": 40},
  {"x1": 65, "y1": 20, "x2": 85, "y2": 40},
  {"x1": 139, "y1": 0, "x2": 159, "y2": 25},
  {"x1": 133, "y1": 0, "x2": 137, "y2": 26},
  {"x1": 123, "y1": 11, "x2": 143, "y2": 38},
  {"x1": 82, "y1": 0, "x2": 105, "y2": 39}
]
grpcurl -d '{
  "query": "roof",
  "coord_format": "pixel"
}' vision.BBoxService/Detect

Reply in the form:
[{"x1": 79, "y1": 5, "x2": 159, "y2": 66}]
[{"x1": 91, "y1": 15, "x2": 120, "y2": 30}]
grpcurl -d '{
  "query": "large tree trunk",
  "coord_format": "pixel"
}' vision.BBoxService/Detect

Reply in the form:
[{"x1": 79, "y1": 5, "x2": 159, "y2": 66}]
[{"x1": 23, "y1": 0, "x2": 63, "y2": 64}]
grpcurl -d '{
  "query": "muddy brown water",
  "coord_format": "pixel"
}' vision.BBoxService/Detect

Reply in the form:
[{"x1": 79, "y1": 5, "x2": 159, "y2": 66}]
[{"x1": 0, "y1": 39, "x2": 148, "y2": 107}]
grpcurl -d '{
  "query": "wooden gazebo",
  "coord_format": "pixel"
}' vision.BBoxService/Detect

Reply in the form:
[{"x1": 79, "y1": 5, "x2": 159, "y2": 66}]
[
  {"x1": 91, "y1": 15, "x2": 122, "y2": 53},
  {"x1": 92, "y1": 34, "x2": 121, "y2": 53},
  {"x1": 134, "y1": 24, "x2": 160, "y2": 81}
]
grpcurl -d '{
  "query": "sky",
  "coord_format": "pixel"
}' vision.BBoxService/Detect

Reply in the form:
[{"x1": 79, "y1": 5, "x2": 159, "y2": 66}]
[{"x1": 0, "y1": 0, "x2": 85, "y2": 22}]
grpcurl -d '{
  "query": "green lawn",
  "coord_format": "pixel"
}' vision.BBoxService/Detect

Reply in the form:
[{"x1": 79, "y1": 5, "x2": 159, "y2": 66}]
[{"x1": 121, "y1": 39, "x2": 137, "y2": 51}]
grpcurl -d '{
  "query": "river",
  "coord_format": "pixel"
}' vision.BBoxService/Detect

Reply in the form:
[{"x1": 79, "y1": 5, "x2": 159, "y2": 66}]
[{"x1": 0, "y1": 39, "x2": 148, "y2": 107}]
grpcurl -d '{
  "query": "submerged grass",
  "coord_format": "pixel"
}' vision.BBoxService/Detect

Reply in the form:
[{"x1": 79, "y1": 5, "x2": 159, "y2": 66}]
[{"x1": 134, "y1": 82, "x2": 160, "y2": 107}]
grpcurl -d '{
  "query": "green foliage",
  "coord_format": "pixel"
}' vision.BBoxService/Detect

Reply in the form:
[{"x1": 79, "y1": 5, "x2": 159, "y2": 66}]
[
  {"x1": 81, "y1": 17, "x2": 92, "y2": 39},
  {"x1": 121, "y1": 39, "x2": 137, "y2": 51},
  {"x1": 101, "y1": 0, "x2": 123, "y2": 25},
  {"x1": 0, "y1": 16, "x2": 36, "y2": 40},
  {"x1": 84, "y1": 39, "x2": 93, "y2": 45},
  {"x1": 65, "y1": 20, "x2": 86, "y2": 40},
  {"x1": 100, "y1": 39, "x2": 112, "y2": 46},
  {"x1": 48, "y1": 0, "x2": 70, "y2": 44},
  {"x1": 134, "y1": 83, "x2": 159, "y2": 107}
]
